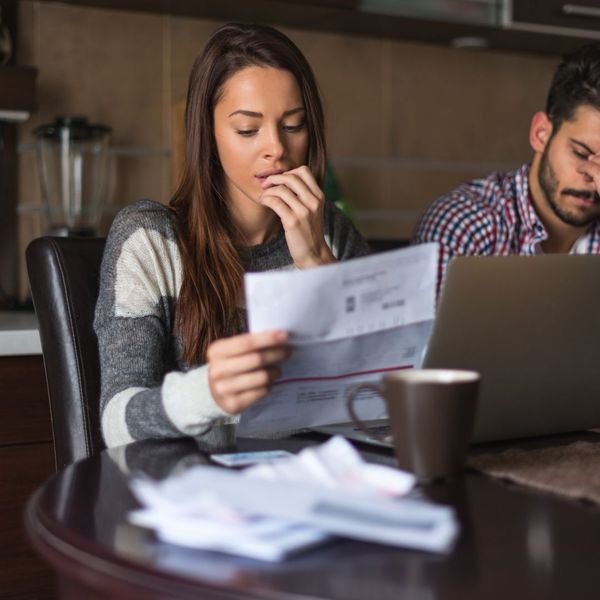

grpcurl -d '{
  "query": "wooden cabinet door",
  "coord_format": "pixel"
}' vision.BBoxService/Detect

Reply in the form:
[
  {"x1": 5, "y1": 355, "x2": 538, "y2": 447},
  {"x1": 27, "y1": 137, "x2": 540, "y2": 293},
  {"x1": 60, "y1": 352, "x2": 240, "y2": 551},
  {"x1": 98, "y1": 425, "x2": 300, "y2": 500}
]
[
  {"x1": 0, "y1": 354, "x2": 56, "y2": 599},
  {"x1": 511, "y1": 0, "x2": 600, "y2": 32}
]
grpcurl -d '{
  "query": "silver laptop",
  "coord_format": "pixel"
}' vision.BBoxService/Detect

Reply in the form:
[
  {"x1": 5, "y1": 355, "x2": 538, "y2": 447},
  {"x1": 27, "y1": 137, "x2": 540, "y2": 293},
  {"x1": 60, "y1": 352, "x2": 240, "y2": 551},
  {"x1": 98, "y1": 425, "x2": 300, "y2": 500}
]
[{"x1": 317, "y1": 254, "x2": 600, "y2": 446}]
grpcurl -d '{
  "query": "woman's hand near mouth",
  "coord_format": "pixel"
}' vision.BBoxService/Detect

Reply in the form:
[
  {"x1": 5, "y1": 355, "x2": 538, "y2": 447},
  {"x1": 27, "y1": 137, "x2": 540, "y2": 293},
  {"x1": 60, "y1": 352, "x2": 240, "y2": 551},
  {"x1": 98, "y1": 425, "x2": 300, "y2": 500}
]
[{"x1": 258, "y1": 165, "x2": 336, "y2": 269}]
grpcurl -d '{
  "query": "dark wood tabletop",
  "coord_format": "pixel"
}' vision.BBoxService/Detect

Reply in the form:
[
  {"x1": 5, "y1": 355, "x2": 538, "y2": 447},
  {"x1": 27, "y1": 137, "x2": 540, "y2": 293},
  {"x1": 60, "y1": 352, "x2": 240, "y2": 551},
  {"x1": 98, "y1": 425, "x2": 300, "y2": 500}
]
[{"x1": 24, "y1": 433, "x2": 600, "y2": 600}]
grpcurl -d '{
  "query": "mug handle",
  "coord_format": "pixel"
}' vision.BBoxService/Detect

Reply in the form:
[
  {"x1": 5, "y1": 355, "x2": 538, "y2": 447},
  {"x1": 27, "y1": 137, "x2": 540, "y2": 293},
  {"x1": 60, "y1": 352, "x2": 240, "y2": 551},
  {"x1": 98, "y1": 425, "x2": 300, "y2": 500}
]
[{"x1": 346, "y1": 383, "x2": 387, "y2": 441}]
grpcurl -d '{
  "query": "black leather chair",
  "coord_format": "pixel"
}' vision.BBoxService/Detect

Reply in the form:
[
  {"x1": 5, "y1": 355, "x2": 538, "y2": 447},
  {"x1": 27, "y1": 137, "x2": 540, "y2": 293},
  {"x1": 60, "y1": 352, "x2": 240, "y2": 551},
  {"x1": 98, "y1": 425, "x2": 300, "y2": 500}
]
[{"x1": 26, "y1": 236, "x2": 107, "y2": 470}]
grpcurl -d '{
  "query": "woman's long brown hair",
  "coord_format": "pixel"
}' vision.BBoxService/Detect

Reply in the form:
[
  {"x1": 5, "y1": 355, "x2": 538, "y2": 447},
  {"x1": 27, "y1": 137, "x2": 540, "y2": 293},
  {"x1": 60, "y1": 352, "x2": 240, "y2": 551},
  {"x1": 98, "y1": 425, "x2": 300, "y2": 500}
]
[{"x1": 170, "y1": 23, "x2": 326, "y2": 365}]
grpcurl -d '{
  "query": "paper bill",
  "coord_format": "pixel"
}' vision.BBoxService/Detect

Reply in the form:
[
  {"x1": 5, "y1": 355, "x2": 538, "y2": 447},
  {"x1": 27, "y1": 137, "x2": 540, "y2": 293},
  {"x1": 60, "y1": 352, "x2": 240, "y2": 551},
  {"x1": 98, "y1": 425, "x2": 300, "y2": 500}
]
[
  {"x1": 238, "y1": 243, "x2": 438, "y2": 435},
  {"x1": 130, "y1": 457, "x2": 457, "y2": 556}
]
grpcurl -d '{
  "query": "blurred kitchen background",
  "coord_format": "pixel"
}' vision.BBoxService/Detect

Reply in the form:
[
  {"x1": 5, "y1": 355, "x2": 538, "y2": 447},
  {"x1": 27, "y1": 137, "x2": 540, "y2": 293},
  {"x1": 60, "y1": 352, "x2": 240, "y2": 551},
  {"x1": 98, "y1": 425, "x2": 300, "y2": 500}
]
[{"x1": 2, "y1": 0, "x2": 598, "y2": 304}]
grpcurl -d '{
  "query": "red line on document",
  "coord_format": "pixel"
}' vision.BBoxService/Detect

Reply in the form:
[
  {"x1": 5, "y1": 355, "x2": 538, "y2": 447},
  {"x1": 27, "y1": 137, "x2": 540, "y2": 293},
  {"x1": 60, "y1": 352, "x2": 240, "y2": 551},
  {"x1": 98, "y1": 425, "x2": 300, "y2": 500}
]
[{"x1": 275, "y1": 364, "x2": 414, "y2": 385}]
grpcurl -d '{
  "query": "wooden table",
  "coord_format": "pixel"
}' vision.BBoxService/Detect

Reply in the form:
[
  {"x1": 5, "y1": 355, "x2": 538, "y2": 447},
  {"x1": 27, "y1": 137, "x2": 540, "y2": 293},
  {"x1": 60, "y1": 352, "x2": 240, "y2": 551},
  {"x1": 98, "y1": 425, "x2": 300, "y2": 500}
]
[{"x1": 25, "y1": 435, "x2": 600, "y2": 600}]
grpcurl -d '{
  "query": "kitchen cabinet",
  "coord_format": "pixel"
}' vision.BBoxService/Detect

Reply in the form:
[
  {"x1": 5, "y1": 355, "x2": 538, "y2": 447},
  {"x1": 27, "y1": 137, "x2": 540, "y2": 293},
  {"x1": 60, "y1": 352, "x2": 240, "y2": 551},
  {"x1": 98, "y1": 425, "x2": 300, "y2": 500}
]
[
  {"x1": 0, "y1": 65, "x2": 36, "y2": 117},
  {"x1": 508, "y1": 0, "x2": 600, "y2": 35},
  {"x1": 0, "y1": 314, "x2": 56, "y2": 599},
  {"x1": 30, "y1": 0, "x2": 596, "y2": 55},
  {"x1": 0, "y1": 65, "x2": 37, "y2": 308},
  {"x1": 0, "y1": 1, "x2": 36, "y2": 308}
]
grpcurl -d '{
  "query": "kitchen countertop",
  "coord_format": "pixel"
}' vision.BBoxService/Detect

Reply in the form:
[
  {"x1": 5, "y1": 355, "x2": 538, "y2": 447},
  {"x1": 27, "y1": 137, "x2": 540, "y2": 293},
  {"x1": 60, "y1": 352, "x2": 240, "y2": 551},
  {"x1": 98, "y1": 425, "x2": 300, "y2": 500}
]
[{"x1": 0, "y1": 311, "x2": 42, "y2": 356}]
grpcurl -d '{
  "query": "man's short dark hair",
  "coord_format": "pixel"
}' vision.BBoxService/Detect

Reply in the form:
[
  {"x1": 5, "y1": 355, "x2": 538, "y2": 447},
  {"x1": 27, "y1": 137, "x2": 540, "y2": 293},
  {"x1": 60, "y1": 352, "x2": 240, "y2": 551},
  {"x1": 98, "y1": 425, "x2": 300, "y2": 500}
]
[{"x1": 546, "y1": 42, "x2": 600, "y2": 131}]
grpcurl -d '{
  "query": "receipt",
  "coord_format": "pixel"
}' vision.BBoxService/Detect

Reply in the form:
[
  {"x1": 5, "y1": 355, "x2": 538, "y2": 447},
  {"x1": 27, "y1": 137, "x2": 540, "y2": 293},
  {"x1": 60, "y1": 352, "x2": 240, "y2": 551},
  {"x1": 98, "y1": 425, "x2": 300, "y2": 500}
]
[
  {"x1": 129, "y1": 437, "x2": 457, "y2": 559},
  {"x1": 239, "y1": 243, "x2": 438, "y2": 436}
]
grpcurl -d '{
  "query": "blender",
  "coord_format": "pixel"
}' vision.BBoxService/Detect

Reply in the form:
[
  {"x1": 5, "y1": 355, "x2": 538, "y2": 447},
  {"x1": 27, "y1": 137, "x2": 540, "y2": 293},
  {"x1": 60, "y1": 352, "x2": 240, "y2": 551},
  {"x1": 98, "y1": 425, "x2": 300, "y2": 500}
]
[{"x1": 34, "y1": 116, "x2": 111, "y2": 237}]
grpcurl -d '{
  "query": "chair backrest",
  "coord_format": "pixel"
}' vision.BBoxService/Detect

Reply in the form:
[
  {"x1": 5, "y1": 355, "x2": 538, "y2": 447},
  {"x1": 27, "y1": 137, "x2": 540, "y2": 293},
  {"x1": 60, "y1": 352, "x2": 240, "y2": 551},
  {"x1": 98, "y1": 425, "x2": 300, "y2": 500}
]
[{"x1": 26, "y1": 236, "x2": 106, "y2": 470}]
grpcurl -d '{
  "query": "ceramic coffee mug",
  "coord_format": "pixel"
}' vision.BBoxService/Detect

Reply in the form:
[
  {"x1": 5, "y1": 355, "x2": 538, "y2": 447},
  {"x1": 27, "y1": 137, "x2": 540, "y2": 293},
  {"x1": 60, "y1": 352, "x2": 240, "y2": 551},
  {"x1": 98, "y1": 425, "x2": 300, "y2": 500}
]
[{"x1": 346, "y1": 369, "x2": 481, "y2": 482}]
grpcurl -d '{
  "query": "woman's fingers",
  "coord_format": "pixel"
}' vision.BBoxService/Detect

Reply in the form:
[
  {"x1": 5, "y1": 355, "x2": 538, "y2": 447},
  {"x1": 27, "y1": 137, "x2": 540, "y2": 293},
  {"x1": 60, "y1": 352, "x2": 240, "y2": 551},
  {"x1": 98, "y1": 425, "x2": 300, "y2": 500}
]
[
  {"x1": 260, "y1": 186, "x2": 309, "y2": 227},
  {"x1": 207, "y1": 330, "x2": 287, "y2": 361},
  {"x1": 259, "y1": 168, "x2": 335, "y2": 269},
  {"x1": 209, "y1": 345, "x2": 290, "y2": 379},
  {"x1": 212, "y1": 366, "x2": 281, "y2": 398},
  {"x1": 261, "y1": 172, "x2": 320, "y2": 211},
  {"x1": 285, "y1": 165, "x2": 323, "y2": 199},
  {"x1": 207, "y1": 331, "x2": 290, "y2": 414}
]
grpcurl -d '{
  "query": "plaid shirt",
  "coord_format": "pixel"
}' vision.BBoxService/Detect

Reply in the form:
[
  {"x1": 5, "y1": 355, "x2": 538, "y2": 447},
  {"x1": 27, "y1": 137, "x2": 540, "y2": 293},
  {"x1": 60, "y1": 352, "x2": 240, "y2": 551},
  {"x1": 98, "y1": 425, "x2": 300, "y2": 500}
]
[{"x1": 413, "y1": 163, "x2": 600, "y2": 292}]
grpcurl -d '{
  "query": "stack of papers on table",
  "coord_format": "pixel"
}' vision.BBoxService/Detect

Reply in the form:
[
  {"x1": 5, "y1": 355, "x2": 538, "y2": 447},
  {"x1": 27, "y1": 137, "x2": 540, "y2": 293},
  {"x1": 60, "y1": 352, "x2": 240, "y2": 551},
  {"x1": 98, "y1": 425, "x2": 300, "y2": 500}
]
[{"x1": 129, "y1": 437, "x2": 459, "y2": 561}]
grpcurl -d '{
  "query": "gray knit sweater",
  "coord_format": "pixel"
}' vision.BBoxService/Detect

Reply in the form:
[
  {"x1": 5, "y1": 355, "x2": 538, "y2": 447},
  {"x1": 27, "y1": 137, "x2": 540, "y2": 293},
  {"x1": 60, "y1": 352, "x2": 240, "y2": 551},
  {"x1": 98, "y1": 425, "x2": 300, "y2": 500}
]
[{"x1": 94, "y1": 199, "x2": 370, "y2": 447}]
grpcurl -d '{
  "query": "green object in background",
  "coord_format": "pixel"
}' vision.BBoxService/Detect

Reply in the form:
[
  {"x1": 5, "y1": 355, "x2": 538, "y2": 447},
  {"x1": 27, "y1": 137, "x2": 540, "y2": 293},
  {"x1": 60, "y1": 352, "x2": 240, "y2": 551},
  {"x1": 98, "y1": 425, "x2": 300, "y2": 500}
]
[{"x1": 324, "y1": 163, "x2": 351, "y2": 216}]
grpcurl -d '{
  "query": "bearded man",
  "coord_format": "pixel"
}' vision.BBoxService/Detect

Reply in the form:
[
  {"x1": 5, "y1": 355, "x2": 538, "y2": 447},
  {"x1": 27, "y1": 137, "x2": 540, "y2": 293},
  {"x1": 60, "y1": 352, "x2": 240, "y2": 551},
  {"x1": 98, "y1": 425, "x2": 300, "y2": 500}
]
[{"x1": 413, "y1": 42, "x2": 600, "y2": 291}]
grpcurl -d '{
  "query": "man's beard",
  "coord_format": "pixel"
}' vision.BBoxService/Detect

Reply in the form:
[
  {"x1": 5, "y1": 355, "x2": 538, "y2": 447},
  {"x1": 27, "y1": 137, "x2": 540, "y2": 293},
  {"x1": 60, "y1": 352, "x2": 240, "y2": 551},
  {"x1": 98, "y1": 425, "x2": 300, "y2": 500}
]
[{"x1": 538, "y1": 145, "x2": 600, "y2": 227}]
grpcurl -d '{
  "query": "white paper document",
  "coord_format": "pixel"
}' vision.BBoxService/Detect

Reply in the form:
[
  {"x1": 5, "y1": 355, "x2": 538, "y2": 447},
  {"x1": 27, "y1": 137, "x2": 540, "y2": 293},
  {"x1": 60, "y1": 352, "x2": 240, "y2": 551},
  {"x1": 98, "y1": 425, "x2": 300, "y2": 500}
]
[
  {"x1": 129, "y1": 437, "x2": 458, "y2": 561},
  {"x1": 238, "y1": 243, "x2": 438, "y2": 435}
]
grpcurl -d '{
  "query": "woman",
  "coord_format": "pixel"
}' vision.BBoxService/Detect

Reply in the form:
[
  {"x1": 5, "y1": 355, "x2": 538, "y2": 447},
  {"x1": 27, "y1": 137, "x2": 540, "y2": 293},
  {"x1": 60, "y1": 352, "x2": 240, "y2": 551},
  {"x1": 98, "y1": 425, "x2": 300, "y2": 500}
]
[{"x1": 95, "y1": 23, "x2": 369, "y2": 447}]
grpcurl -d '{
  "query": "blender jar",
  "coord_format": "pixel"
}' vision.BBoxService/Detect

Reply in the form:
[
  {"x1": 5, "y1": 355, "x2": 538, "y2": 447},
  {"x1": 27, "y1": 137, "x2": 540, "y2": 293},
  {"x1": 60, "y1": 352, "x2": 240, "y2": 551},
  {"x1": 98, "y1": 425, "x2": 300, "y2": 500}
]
[{"x1": 34, "y1": 116, "x2": 111, "y2": 236}]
